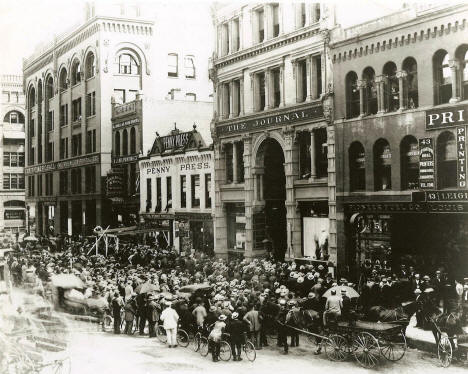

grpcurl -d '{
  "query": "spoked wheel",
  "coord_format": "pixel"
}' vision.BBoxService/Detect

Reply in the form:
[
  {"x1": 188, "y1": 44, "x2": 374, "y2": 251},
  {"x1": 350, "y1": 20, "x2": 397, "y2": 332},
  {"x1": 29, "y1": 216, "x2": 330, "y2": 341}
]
[
  {"x1": 324, "y1": 334, "x2": 348, "y2": 362},
  {"x1": 3, "y1": 347, "x2": 36, "y2": 374},
  {"x1": 102, "y1": 315, "x2": 113, "y2": 332},
  {"x1": 156, "y1": 325, "x2": 167, "y2": 343},
  {"x1": 199, "y1": 337, "x2": 209, "y2": 356},
  {"x1": 379, "y1": 331, "x2": 407, "y2": 362},
  {"x1": 244, "y1": 340, "x2": 256, "y2": 362},
  {"x1": 192, "y1": 332, "x2": 201, "y2": 352},
  {"x1": 52, "y1": 357, "x2": 72, "y2": 374},
  {"x1": 219, "y1": 341, "x2": 232, "y2": 361},
  {"x1": 438, "y1": 334, "x2": 452, "y2": 368},
  {"x1": 177, "y1": 329, "x2": 190, "y2": 348},
  {"x1": 352, "y1": 332, "x2": 380, "y2": 368}
]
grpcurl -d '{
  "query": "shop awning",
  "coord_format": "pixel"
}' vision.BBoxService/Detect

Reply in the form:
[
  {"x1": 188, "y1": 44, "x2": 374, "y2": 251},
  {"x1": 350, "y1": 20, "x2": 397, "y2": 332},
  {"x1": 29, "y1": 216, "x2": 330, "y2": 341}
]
[{"x1": 3, "y1": 131, "x2": 25, "y2": 140}]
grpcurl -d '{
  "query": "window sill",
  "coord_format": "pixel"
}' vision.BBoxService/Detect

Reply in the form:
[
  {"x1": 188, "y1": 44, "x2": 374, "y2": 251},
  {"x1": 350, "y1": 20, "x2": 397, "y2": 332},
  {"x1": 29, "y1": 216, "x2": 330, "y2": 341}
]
[
  {"x1": 86, "y1": 76, "x2": 95, "y2": 82},
  {"x1": 185, "y1": 76, "x2": 196, "y2": 80},
  {"x1": 167, "y1": 75, "x2": 179, "y2": 79},
  {"x1": 86, "y1": 115, "x2": 96, "y2": 120}
]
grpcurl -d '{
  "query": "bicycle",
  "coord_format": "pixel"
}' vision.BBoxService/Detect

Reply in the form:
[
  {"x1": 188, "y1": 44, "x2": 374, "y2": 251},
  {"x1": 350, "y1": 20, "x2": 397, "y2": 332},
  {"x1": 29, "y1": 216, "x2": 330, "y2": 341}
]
[
  {"x1": 241, "y1": 336, "x2": 257, "y2": 362},
  {"x1": 155, "y1": 325, "x2": 190, "y2": 347},
  {"x1": 199, "y1": 326, "x2": 231, "y2": 361}
]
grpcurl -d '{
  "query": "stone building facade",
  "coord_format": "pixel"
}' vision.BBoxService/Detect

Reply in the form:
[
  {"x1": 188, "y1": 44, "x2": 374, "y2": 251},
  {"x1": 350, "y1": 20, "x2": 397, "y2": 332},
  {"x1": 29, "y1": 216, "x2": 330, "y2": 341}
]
[{"x1": 210, "y1": 2, "x2": 337, "y2": 262}]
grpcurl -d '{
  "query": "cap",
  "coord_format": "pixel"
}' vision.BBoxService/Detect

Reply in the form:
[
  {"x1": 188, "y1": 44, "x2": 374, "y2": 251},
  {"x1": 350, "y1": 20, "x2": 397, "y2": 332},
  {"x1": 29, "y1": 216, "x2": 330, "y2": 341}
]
[
  {"x1": 219, "y1": 314, "x2": 227, "y2": 321},
  {"x1": 231, "y1": 312, "x2": 239, "y2": 319}
]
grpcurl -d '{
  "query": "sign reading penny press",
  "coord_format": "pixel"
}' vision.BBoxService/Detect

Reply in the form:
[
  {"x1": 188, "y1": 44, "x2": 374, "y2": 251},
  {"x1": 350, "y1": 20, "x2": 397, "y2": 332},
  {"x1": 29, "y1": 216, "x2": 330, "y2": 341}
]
[
  {"x1": 457, "y1": 126, "x2": 467, "y2": 188},
  {"x1": 418, "y1": 137, "x2": 435, "y2": 189},
  {"x1": 160, "y1": 132, "x2": 193, "y2": 151},
  {"x1": 425, "y1": 104, "x2": 468, "y2": 130},
  {"x1": 216, "y1": 105, "x2": 324, "y2": 135}
]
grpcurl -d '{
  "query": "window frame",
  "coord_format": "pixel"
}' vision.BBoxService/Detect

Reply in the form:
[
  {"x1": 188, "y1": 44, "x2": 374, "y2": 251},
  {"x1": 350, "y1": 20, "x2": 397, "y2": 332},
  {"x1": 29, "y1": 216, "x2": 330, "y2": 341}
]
[{"x1": 168, "y1": 53, "x2": 179, "y2": 77}]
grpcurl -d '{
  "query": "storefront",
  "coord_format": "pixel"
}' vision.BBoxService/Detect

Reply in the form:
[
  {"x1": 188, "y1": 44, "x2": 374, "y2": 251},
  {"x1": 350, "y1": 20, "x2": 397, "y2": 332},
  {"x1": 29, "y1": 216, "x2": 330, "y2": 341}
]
[
  {"x1": 175, "y1": 212, "x2": 214, "y2": 256},
  {"x1": 138, "y1": 213, "x2": 174, "y2": 248}
]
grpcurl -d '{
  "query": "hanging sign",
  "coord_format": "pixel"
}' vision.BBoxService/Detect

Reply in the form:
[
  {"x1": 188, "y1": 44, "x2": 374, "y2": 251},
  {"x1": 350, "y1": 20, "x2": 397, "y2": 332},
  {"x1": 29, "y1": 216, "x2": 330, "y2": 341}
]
[
  {"x1": 457, "y1": 127, "x2": 467, "y2": 188},
  {"x1": 419, "y1": 137, "x2": 435, "y2": 189}
]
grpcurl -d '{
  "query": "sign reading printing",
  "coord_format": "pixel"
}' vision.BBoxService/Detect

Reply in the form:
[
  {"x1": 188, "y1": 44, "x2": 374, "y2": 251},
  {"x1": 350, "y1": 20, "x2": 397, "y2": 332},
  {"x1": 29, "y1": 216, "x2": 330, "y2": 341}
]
[
  {"x1": 419, "y1": 138, "x2": 435, "y2": 189},
  {"x1": 217, "y1": 105, "x2": 323, "y2": 135},
  {"x1": 425, "y1": 104, "x2": 468, "y2": 130},
  {"x1": 457, "y1": 127, "x2": 467, "y2": 188}
]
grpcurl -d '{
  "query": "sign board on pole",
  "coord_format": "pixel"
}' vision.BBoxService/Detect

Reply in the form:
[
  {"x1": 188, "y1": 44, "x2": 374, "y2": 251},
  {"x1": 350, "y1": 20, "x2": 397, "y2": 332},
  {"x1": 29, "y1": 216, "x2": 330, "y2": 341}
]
[{"x1": 419, "y1": 137, "x2": 435, "y2": 189}]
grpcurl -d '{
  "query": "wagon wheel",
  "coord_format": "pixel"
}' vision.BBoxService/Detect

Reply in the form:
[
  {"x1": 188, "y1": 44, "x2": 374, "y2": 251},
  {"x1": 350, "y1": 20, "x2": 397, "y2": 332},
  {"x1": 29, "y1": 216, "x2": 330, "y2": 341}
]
[
  {"x1": 219, "y1": 340, "x2": 232, "y2": 361},
  {"x1": 199, "y1": 337, "x2": 209, "y2": 357},
  {"x1": 156, "y1": 325, "x2": 167, "y2": 343},
  {"x1": 324, "y1": 334, "x2": 348, "y2": 362},
  {"x1": 52, "y1": 357, "x2": 72, "y2": 374},
  {"x1": 437, "y1": 334, "x2": 452, "y2": 368},
  {"x1": 352, "y1": 332, "x2": 380, "y2": 368},
  {"x1": 3, "y1": 346, "x2": 36, "y2": 374},
  {"x1": 379, "y1": 331, "x2": 407, "y2": 362}
]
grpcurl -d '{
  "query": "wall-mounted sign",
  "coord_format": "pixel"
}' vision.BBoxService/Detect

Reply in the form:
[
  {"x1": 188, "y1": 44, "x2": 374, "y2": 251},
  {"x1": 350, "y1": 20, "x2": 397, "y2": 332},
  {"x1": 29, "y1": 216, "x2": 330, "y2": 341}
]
[
  {"x1": 425, "y1": 190, "x2": 468, "y2": 202},
  {"x1": 426, "y1": 104, "x2": 468, "y2": 130},
  {"x1": 106, "y1": 169, "x2": 124, "y2": 198},
  {"x1": 217, "y1": 105, "x2": 324, "y2": 136},
  {"x1": 161, "y1": 132, "x2": 193, "y2": 150},
  {"x1": 419, "y1": 138, "x2": 435, "y2": 189},
  {"x1": 346, "y1": 201, "x2": 468, "y2": 214},
  {"x1": 113, "y1": 118, "x2": 140, "y2": 130},
  {"x1": 457, "y1": 127, "x2": 466, "y2": 188},
  {"x1": 4, "y1": 210, "x2": 25, "y2": 220},
  {"x1": 112, "y1": 154, "x2": 139, "y2": 165},
  {"x1": 25, "y1": 154, "x2": 100, "y2": 175}
]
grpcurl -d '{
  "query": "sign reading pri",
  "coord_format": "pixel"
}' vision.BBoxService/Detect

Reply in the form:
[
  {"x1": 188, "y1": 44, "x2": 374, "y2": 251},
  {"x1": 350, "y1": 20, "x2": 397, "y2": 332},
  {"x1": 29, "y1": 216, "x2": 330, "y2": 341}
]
[
  {"x1": 161, "y1": 132, "x2": 192, "y2": 151},
  {"x1": 419, "y1": 138, "x2": 435, "y2": 189},
  {"x1": 457, "y1": 127, "x2": 467, "y2": 188},
  {"x1": 425, "y1": 104, "x2": 468, "y2": 130},
  {"x1": 217, "y1": 105, "x2": 324, "y2": 135}
]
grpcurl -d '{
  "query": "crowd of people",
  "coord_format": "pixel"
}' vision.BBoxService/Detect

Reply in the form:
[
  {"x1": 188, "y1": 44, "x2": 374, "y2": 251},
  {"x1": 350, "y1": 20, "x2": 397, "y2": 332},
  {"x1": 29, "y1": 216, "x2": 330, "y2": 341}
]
[{"x1": 5, "y1": 236, "x2": 468, "y2": 361}]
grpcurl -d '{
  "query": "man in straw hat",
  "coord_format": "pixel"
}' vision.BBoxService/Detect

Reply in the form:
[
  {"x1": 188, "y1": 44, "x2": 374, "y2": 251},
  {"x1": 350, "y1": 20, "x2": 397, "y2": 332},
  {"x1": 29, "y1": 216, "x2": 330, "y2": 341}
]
[
  {"x1": 208, "y1": 314, "x2": 227, "y2": 362},
  {"x1": 160, "y1": 300, "x2": 179, "y2": 348}
]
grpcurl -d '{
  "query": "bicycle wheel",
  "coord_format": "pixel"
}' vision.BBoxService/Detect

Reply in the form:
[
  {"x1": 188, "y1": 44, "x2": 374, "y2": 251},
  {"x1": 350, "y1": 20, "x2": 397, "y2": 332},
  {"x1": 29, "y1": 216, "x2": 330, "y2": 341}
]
[
  {"x1": 324, "y1": 334, "x2": 348, "y2": 362},
  {"x1": 156, "y1": 325, "x2": 167, "y2": 343},
  {"x1": 53, "y1": 357, "x2": 71, "y2": 374},
  {"x1": 102, "y1": 315, "x2": 113, "y2": 332},
  {"x1": 379, "y1": 331, "x2": 407, "y2": 362},
  {"x1": 219, "y1": 341, "x2": 232, "y2": 361},
  {"x1": 244, "y1": 340, "x2": 256, "y2": 362},
  {"x1": 199, "y1": 337, "x2": 209, "y2": 356},
  {"x1": 177, "y1": 329, "x2": 190, "y2": 348},
  {"x1": 438, "y1": 335, "x2": 452, "y2": 368},
  {"x1": 192, "y1": 332, "x2": 201, "y2": 352}
]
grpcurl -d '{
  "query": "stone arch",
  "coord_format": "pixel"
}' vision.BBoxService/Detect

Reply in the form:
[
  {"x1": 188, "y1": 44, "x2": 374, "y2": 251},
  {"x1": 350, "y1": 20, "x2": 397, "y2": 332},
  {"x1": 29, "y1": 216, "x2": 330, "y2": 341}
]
[
  {"x1": 111, "y1": 42, "x2": 150, "y2": 75},
  {"x1": 252, "y1": 131, "x2": 285, "y2": 168},
  {"x1": 84, "y1": 45, "x2": 99, "y2": 77}
]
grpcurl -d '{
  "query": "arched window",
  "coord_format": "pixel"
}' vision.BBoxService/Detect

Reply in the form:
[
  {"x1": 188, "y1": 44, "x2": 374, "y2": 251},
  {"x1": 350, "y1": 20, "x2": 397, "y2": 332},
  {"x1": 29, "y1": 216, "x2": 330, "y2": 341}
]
[
  {"x1": 433, "y1": 50, "x2": 452, "y2": 104},
  {"x1": 400, "y1": 136, "x2": 419, "y2": 190},
  {"x1": 455, "y1": 45, "x2": 468, "y2": 100},
  {"x1": 374, "y1": 138, "x2": 392, "y2": 191},
  {"x1": 71, "y1": 59, "x2": 81, "y2": 85},
  {"x1": 59, "y1": 68, "x2": 68, "y2": 91},
  {"x1": 122, "y1": 129, "x2": 128, "y2": 155},
  {"x1": 346, "y1": 71, "x2": 360, "y2": 118},
  {"x1": 130, "y1": 127, "x2": 136, "y2": 154},
  {"x1": 363, "y1": 67, "x2": 377, "y2": 115},
  {"x1": 3, "y1": 111, "x2": 25, "y2": 124},
  {"x1": 116, "y1": 53, "x2": 139, "y2": 75},
  {"x1": 37, "y1": 79, "x2": 43, "y2": 104},
  {"x1": 349, "y1": 142, "x2": 366, "y2": 191},
  {"x1": 437, "y1": 131, "x2": 457, "y2": 189},
  {"x1": 28, "y1": 86, "x2": 36, "y2": 107},
  {"x1": 115, "y1": 132, "x2": 121, "y2": 156},
  {"x1": 403, "y1": 57, "x2": 418, "y2": 108},
  {"x1": 383, "y1": 61, "x2": 399, "y2": 112},
  {"x1": 85, "y1": 52, "x2": 96, "y2": 79},
  {"x1": 46, "y1": 75, "x2": 54, "y2": 99}
]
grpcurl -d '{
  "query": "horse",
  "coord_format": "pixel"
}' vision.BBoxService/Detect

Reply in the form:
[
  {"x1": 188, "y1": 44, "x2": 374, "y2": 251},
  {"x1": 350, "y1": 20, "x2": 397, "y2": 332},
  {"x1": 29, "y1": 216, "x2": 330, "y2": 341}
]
[{"x1": 286, "y1": 307, "x2": 323, "y2": 346}]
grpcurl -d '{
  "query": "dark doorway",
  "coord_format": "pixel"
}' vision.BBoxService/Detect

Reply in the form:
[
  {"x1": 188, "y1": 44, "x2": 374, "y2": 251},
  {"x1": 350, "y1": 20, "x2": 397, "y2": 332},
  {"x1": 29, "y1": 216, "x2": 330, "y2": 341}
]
[
  {"x1": 71, "y1": 201, "x2": 82, "y2": 236},
  {"x1": 260, "y1": 138, "x2": 287, "y2": 260}
]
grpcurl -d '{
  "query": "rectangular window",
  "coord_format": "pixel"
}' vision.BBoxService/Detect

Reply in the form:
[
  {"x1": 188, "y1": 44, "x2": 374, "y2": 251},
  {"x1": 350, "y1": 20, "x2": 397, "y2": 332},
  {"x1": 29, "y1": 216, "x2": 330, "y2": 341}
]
[
  {"x1": 47, "y1": 110, "x2": 54, "y2": 131},
  {"x1": 10, "y1": 112, "x2": 18, "y2": 123},
  {"x1": 146, "y1": 178, "x2": 152, "y2": 212},
  {"x1": 222, "y1": 23, "x2": 229, "y2": 55},
  {"x1": 28, "y1": 176, "x2": 35, "y2": 197},
  {"x1": 60, "y1": 137, "x2": 68, "y2": 159},
  {"x1": 225, "y1": 143, "x2": 233, "y2": 183},
  {"x1": 29, "y1": 146, "x2": 35, "y2": 165},
  {"x1": 86, "y1": 130, "x2": 96, "y2": 153},
  {"x1": 166, "y1": 176, "x2": 172, "y2": 210},
  {"x1": 71, "y1": 168, "x2": 82, "y2": 194},
  {"x1": 233, "y1": 18, "x2": 240, "y2": 52},
  {"x1": 3, "y1": 152, "x2": 10, "y2": 167},
  {"x1": 168, "y1": 53, "x2": 178, "y2": 77},
  {"x1": 37, "y1": 174, "x2": 43, "y2": 196},
  {"x1": 314, "y1": 55, "x2": 322, "y2": 98},
  {"x1": 315, "y1": 128, "x2": 328, "y2": 178},
  {"x1": 45, "y1": 173, "x2": 53, "y2": 195},
  {"x1": 272, "y1": 3, "x2": 280, "y2": 37},
  {"x1": 299, "y1": 132, "x2": 311, "y2": 179},
  {"x1": 180, "y1": 175, "x2": 186, "y2": 208},
  {"x1": 205, "y1": 174, "x2": 212, "y2": 208},
  {"x1": 114, "y1": 89, "x2": 125, "y2": 104},
  {"x1": 236, "y1": 142, "x2": 244, "y2": 183},
  {"x1": 191, "y1": 174, "x2": 200, "y2": 208},
  {"x1": 272, "y1": 68, "x2": 281, "y2": 108},
  {"x1": 300, "y1": 3, "x2": 306, "y2": 28},
  {"x1": 60, "y1": 171, "x2": 68, "y2": 194},
  {"x1": 2, "y1": 91, "x2": 10, "y2": 103},
  {"x1": 72, "y1": 134, "x2": 82, "y2": 157},
  {"x1": 85, "y1": 166, "x2": 96, "y2": 193},
  {"x1": 60, "y1": 104, "x2": 68, "y2": 126},
  {"x1": 30, "y1": 118, "x2": 35, "y2": 137},
  {"x1": 257, "y1": 72, "x2": 266, "y2": 111},
  {"x1": 86, "y1": 92, "x2": 96, "y2": 117},
  {"x1": 72, "y1": 98, "x2": 82, "y2": 122},
  {"x1": 128, "y1": 90, "x2": 138, "y2": 102},
  {"x1": 155, "y1": 177, "x2": 162, "y2": 212},
  {"x1": 46, "y1": 141, "x2": 54, "y2": 162},
  {"x1": 3, "y1": 174, "x2": 10, "y2": 189},
  {"x1": 19, "y1": 174, "x2": 25, "y2": 189},
  {"x1": 297, "y1": 59, "x2": 307, "y2": 103},
  {"x1": 257, "y1": 8, "x2": 265, "y2": 43},
  {"x1": 184, "y1": 55, "x2": 196, "y2": 78}
]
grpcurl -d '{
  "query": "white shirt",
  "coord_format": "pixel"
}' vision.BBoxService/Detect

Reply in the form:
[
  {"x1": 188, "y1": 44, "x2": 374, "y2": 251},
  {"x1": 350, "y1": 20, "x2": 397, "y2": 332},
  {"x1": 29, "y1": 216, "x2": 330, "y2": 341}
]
[{"x1": 160, "y1": 307, "x2": 179, "y2": 329}]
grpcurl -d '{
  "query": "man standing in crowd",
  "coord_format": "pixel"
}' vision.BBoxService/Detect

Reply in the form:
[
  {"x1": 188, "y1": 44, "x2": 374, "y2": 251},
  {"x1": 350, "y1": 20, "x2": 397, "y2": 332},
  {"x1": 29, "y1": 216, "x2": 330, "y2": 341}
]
[
  {"x1": 243, "y1": 303, "x2": 262, "y2": 349},
  {"x1": 192, "y1": 298, "x2": 207, "y2": 328},
  {"x1": 124, "y1": 294, "x2": 137, "y2": 335},
  {"x1": 111, "y1": 292, "x2": 124, "y2": 334},
  {"x1": 160, "y1": 301, "x2": 179, "y2": 348},
  {"x1": 323, "y1": 289, "x2": 341, "y2": 326},
  {"x1": 147, "y1": 294, "x2": 160, "y2": 338},
  {"x1": 227, "y1": 312, "x2": 247, "y2": 361}
]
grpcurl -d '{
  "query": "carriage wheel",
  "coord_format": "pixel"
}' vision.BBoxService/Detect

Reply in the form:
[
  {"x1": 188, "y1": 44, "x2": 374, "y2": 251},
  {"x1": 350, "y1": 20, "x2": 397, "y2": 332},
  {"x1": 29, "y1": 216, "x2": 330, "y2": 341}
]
[
  {"x1": 324, "y1": 334, "x2": 348, "y2": 362},
  {"x1": 352, "y1": 332, "x2": 380, "y2": 368},
  {"x1": 244, "y1": 340, "x2": 256, "y2": 362},
  {"x1": 199, "y1": 337, "x2": 209, "y2": 357},
  {"x1": 156, "y1": 325, "x2": 167, "y2": 343},
  {"x1": 52, "y1": 357, "x2": 71, "y2": 374},
  {"x1": 438, "y1": 334, "x2": 452, "y2": 368},
  {"x1": 379, "y1": 331, "x2": 407, "y2": 362},
  {"x1": 4, "y1": 346, "x2": 36, "y2": 374},
  {"x1": 191, "y1": 332, "x2": 201, "y2": 352},
  {"x1": 219, "y1": 341, "x2": 232, "y2": 361},
  {"x1": 177, "y1": 329, "x2": 190, "y2": 348}
]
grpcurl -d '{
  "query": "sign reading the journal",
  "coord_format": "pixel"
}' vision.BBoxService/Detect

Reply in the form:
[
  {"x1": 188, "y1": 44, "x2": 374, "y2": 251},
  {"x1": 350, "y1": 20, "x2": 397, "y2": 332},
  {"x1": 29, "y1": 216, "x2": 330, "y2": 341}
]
[
  {"x1": 217, "y1": 105, "x2": 324, "y2": 135},
  {"x1": 425, "y1": 104, "x2": 468, "y2": 130},
  {"x1": 419, "y1": 137, "x2": 435, "y2": 189},
  {"x1": 457, "y1": 127, "x2": 467, "y2": 188}
]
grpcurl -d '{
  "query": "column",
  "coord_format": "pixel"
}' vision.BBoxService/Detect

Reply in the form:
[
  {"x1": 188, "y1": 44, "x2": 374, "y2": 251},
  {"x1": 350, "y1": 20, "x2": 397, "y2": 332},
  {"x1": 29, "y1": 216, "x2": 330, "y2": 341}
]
[
  {"x1": 264, "y1": 69, "x2": 270, "y2": 110},
  {"x1": 309, "y1": 130, "x2": 317, "y2": 179},
  {"x1": 214, "y1": 142, "x2": 228, "y2": 257},
  {"x1": 228, "y1": 20, "x2": 233, "y2": 54},
  {"x1": 294, "y1": 61, "x2": 301, "y2": 102},
  {"x1": 280, "y1": 61, "x2": 286, "y2": 108},
  {"x1": 267, "y1": 68, "x2": 275, "y2": 109},
  {"x1": 232, "y1": 141, "x2": 238, "y2": 183},
  {"x1": 216, "y1": 83, "x2": 221, "y2": 119},
  {"x1": 264, "y1": 4, "x2": 271, "y2": 40},
  {"x1": 239, "y1": 77, "x2": 245, "y2": 115},
  {"x1": 251, "y1": 73, "x2": 258, "y2": 112},
  {"x1": 396, "y1": 71, "x2": 407, "y2": 110},
  {"x1": 229, "y1": 80, "x2": 235, "y2": 118},
  {"x1": 306, "y1": 56, "x2": 313, "y2": 101},
  {"x1": 242, "y1": 135, "x2": 253, "y2": 256},
  {"x1": 239, "y1": 12, "x2": 244, "y2": 49},
  {"x1": 222, "y1": 83, "x2": 229, "y2": 119},
  {"x1": 310, "y1": 55, "x2": 319, "y2": 100},
  {"x1": 375, "y1": 75, "x2": 386, "y2": 113},
  {"x1": 305, "y1": 3, "x2": 312, "y2": 26},
  {"x1": 283, "y1": 127, "x2": 296, "y2": 258},
  {"x1": 449, "y1": 59, "x2": 461, "y2": 103},
  {"x1": 358, "y1": 80, "x2": 366, "y2": 116},
  {"x1": 81, "y1": 72, "x2": 87, "y2": 155}
]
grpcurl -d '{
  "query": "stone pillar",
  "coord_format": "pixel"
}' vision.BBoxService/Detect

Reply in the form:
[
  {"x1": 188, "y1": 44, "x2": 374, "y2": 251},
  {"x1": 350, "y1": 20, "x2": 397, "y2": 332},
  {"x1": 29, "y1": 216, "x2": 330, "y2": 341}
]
[
  {"x1": 310, "y1": 130, "x2": 317, "y2": 179},
  {"x1": 396, "y1": 70, "x2": 407, "y2": 111},
  {"x1": 264, "y1": 4, "x2": 271, "y2": 40},
  {"x1": 232, "y1": 141, "x2": 238, "y2": 183},
  {"x1": 242, "y1": 135, "x2": 254, "y2": 257},
  {"x1": 264, "y1": 69, "x2": 270, "y2": 110},
  {"x1": 214, "y1": 142, "x2": 228, "y2": 257},
  {"x1": 280, "y1": 60, "x2": 286, "y2": 107},
  {"x1": 229, "y1": 80, "x2": 235, "y2": 118},
  {"x1": 375, "y1": 75, "x2": 386, "y2": 113},
  {"x1": 267, "y1": 68, "x2": 275, "y2": 109},
  {"x1": 81, "y1": 72, "x2": 87, "y2": 155},
  {"x1": 358, "y1": 80, "x2": 366, "y2": 116},
  {"x1": 449, "y1": 59, "x2": 461, "y2": 103},
  {"x1": 222, "y1": 83, "x2": 229, "y2": 119},
  {"x1": 310, "y1": 55, "x2": 319, "y2": 100},
  {"x1": 283, "y1": 127, "x2": 297, "y2": 259},
  {"x1": 306, "y1": 55, "x2": 313, "y2": 101},
  {"x1": 239, "y1": 77, "x2": 245, "y2": 115},
  {"x1": 327, "y1": 117, "x2": 337, "y2": 266},
  {"x1": 228, "y1": 20, "x2": 233, "y2": 55}
]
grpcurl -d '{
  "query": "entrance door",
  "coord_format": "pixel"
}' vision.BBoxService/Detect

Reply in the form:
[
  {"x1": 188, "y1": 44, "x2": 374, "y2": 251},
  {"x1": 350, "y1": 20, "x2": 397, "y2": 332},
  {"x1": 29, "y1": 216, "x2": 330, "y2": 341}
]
[{"x1": 258, "y1": 138, "x2": 287, "y2": 260}]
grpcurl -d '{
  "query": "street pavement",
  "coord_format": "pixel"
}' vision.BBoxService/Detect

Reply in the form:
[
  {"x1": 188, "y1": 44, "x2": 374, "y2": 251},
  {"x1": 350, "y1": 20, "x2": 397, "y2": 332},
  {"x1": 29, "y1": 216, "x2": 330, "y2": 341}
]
[{"x1": 63, "y1": 319, "x2": 467, "y2": 374}]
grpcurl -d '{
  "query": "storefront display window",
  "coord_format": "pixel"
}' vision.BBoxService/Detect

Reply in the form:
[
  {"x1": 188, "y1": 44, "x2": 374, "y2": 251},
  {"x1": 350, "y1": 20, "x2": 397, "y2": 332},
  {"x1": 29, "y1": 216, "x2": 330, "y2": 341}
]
[{"x1": 227, "y1": 203, "x2": 245, "y2": 250}]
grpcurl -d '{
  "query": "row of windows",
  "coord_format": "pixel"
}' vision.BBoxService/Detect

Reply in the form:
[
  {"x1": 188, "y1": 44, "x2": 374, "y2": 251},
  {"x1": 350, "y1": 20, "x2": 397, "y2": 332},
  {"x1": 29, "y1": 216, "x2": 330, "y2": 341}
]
[
  {"x1": 114, "y1": 127, "x2": 137, "y2": 157},
  {"x1": 167, "y1": 54, "x2": 196, "y2": 79},
  {"x1": 2, "y1": 91, "x2": 21, "y2": 104},
  {"x1": 3, "y1": 152, "x2": 25, "y2": 167},
  {"x1": 146, "y1": 174, "x2": 212, "y2": 212},
  {"x1": 348, "y1": 131, "x2": 458, "y2": 192},
  {"x1": 3, "y1": 173, "x2": 25, "y2": 190},
  {"x1": 3, "y1": 111, "x2": 24, "y2": 124},
  {"x1": 345, "y1": 46, "x2": 468, "y2": 118}
]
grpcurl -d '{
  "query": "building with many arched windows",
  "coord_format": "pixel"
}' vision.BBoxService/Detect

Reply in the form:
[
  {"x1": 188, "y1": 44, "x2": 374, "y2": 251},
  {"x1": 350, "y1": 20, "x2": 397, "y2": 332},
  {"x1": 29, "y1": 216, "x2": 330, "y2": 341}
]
[{"x1": 331, "y1": 2, "x2": 468, "y2": 279}]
